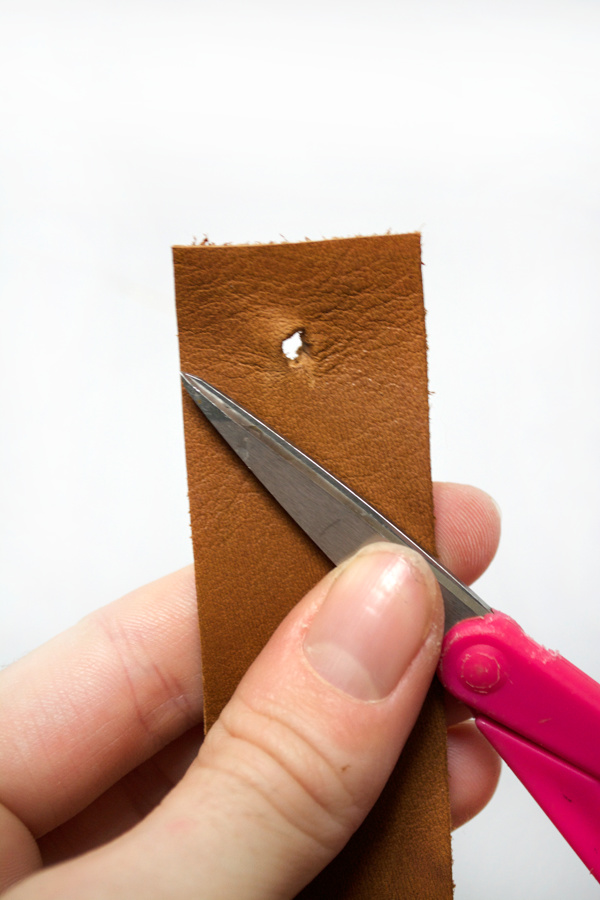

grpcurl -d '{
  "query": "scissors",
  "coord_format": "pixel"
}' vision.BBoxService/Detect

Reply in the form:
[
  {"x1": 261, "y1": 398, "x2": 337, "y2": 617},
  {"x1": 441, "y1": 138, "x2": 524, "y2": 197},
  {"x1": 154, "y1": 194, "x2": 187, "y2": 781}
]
[{"x1": 182, "y1": 371, "x2": 600, "y2": 881}]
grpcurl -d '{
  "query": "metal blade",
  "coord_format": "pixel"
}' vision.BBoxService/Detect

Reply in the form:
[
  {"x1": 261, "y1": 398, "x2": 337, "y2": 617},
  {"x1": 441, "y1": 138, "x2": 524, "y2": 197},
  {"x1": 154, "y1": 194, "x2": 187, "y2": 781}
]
[{"x1": 181, "y1": 372, "x2": 491, "y2": 631}]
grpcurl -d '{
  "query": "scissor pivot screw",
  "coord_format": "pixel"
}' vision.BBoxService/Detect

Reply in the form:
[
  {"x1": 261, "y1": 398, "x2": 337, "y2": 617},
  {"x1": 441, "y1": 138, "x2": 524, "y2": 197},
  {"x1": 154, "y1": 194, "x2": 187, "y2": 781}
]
[{"x1": 457, "y1": 644, "x2": 507, "y2": 694}]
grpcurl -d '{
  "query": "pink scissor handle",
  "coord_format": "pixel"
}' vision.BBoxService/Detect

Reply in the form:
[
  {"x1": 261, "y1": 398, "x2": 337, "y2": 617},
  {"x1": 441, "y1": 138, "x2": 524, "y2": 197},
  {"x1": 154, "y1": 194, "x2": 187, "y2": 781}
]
[
  {"x1": 439, "y1": 612, "x2": 600, "y2": 878},
  {"x1": 476, "y1": 716, "x2": 600, "y2": 876}
]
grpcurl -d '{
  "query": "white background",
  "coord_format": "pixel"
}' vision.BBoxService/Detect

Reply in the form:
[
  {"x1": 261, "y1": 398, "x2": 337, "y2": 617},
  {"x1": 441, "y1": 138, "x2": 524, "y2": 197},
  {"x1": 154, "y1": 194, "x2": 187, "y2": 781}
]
[{"x1": 1, "y1": 1, "x2": 599, "y2": 896}]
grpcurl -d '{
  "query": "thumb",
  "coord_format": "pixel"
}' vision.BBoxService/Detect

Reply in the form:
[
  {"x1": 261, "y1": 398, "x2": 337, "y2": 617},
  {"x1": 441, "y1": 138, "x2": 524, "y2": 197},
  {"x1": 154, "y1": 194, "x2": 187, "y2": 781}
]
[
  {"x1": 17, "y1": 544, "x2": 444, "y2": 900},
  {"x1": 136, "y1": 542, "x2": 443, "y2": 898}
]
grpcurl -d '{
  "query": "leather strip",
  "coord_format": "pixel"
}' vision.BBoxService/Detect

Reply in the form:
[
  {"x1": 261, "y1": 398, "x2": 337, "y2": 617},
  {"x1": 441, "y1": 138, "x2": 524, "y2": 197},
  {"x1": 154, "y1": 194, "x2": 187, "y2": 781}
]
[{"x1": 174, "y1": 234, "x2": 453, "y2": 898}]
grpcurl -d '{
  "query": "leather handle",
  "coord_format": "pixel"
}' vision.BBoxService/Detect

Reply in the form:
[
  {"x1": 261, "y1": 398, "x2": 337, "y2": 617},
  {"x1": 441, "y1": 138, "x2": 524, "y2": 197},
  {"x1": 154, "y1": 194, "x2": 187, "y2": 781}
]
[{"x1": 174, "y1": 233, "x2": 453, "y2": 898}]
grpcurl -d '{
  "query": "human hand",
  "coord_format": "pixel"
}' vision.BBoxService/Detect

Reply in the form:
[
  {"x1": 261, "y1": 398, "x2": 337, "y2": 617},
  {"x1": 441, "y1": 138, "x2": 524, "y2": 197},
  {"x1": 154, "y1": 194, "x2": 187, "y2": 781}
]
[{"x1": 0, "y1": 483, "x2": 501, "y2": 899}]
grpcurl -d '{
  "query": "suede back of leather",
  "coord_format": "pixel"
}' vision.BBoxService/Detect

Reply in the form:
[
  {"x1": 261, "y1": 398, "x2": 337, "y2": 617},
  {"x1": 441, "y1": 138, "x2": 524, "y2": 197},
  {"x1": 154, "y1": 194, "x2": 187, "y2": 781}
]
[{"x1": 174, "y1": 233, "x2": 453, "y2": 898}]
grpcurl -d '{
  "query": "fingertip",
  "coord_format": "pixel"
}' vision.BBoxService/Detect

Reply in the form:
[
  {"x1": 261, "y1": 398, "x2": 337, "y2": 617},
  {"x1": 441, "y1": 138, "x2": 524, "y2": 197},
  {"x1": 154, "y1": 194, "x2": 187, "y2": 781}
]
[
  {"x1": 433, "y1": 483, "x2": 501, "y2": 585},
  {"x1": 447, "y1": 721, "x2": 502, "y2": 829}
]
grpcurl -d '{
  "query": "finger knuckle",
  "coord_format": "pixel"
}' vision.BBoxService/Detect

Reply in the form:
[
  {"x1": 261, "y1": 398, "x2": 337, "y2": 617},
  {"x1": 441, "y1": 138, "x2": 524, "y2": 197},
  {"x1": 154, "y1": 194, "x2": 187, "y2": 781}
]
[{"x1": 201, "y1": 694, "x2": 361, "y2": 855}]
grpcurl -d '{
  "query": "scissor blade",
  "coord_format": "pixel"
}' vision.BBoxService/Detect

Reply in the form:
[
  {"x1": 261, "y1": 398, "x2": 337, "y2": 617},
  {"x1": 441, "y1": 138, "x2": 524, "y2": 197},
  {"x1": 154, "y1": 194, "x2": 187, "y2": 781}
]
[{"x1": 181, "y1": 373, "x2": 491, "y2": 631}]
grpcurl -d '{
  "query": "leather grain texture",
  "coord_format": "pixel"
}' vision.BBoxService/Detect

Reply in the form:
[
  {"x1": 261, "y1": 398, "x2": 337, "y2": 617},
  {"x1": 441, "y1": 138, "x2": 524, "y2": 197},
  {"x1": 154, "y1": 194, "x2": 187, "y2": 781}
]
[{"x1": 174, "y1": 233, "x2": 453, "y2": 898}]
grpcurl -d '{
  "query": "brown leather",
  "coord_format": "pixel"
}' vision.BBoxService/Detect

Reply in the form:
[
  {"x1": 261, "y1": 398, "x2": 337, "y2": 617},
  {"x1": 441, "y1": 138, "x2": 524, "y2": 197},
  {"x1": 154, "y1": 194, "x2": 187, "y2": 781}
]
[{"x1": 174, "y1": 233, "x2": 453, "y2": 898}]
